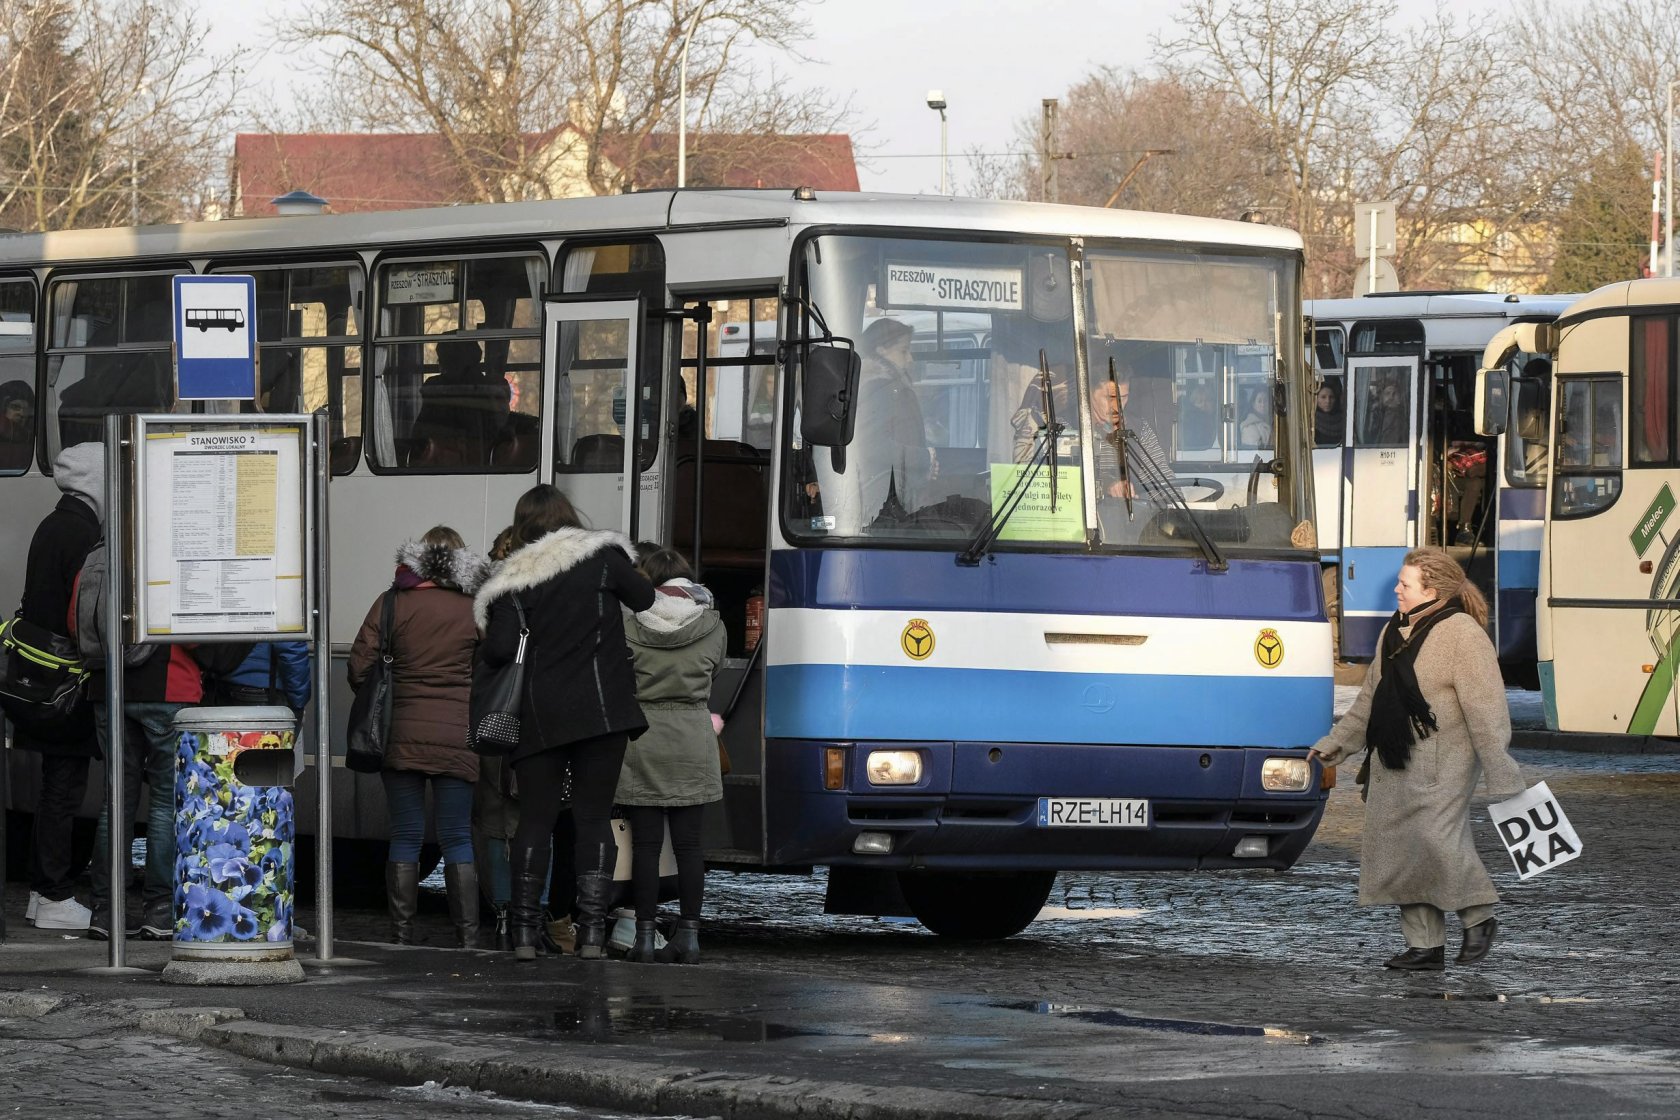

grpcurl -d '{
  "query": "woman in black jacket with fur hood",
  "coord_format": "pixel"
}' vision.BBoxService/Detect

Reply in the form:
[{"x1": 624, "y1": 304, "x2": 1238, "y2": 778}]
[{"x1": 474, "y1": 485, "x2": 655, "y2": 959}]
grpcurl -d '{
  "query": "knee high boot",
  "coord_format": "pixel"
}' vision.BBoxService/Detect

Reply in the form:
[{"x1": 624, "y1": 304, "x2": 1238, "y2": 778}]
[
  {"x1": 573, "y1": 841, "x2": 614, "y2": 960},
  {"x1": 509, "y1": 846, "x2": 549, "y2": 962},
  {"x1": 386, "y1": 862, "x2": 420, "y2": 945},
  {"x1": 443, "y1": 862, "x2": 480, "y2": 949}
]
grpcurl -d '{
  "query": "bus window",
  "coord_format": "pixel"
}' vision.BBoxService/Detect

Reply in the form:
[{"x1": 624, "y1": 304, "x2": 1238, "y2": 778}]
[
  {"x1": 371, "y1": 252, "x2": 544, "y2": 473},
  {"x1": 229, "y1": 263, "x2": 366, "y2": 474},
  {"x1": 1631, "y1": 315, "x2": 1674, "y2": 466},
  {"x1": 1507, "y1": 356, "x2": 1551, "y2": 487},
  {"x1": 1553, "y1": 376, "x2": 1622, "y2": 518},
  {"x1": 45, "y1": 271, "x2": 183, "y2": 458},
  {"x1": 1353, "y1": 364, "x2": 1409, "y2": 446},
  {"x1": 688, "y1": 297, "x2": 778, "y2": 448},
  {"x1": 558, "y1": 240, "x2": 665, "y2": 473},
  {"x1": 1313, "y1": 326, "x2": 1345, "y2": 375},
  {"x1": 0, "y1": 278, "x2": 36, "y2": 474},
  {"x1": 1314, "y1": 376, "x2": 1345, "y2": 447}
]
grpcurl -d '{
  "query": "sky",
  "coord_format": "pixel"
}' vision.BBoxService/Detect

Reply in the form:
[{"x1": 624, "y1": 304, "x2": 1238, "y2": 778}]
[{"x1": 204, "y1": 0, "x2": 1578, "y2": 196}]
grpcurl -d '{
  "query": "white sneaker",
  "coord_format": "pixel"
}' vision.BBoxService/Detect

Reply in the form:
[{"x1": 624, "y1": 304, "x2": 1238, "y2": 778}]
[
  {"x1": 26, "y1": 891, "x2": 41, "y2": 922},
  {"x1": 606, "y1": 909, "x2": 637, "y2": 953},
  {"x1": 33, "y1": 896, "x2": 93, "y2": 931}
]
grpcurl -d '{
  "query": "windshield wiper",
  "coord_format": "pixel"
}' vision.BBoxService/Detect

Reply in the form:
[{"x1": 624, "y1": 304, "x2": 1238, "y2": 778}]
[
  {"x1": 1109, "y1": 357, "x2": 1227, "y2": 573},
  {"x1": 958, "y1": 351, "x2": 1062, "y2": 566}
]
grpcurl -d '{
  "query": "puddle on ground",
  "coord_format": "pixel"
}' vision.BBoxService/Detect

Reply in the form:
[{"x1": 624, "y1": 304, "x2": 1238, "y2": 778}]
[
  {"x1": 1397, "y1": 991, "x2": 1598, "y2": 1004},
  {"x1": 538, "y1": 999, "x2": 835, "y2": 1044},
  {"x1": 991, "y1": 1000, "x2": 1320, "y2": 1044}
]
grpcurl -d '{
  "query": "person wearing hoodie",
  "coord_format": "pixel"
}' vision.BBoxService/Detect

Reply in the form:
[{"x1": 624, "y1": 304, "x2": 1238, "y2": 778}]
[
  {"x1": 12, "y1": 442, "x2": 102, "y2": 931},
  {"x1": 474, "y1": 484, "x2": 656, "y2": 961},
  {"x1": 63, "y1": 443, "x2": 209, "y2": 941},
  {"x1": 347, "y1": 526, "x2": 488, "y2": 948},
  {"x1": 616, "y1": 549, "x2": 727, "y2": 964}
]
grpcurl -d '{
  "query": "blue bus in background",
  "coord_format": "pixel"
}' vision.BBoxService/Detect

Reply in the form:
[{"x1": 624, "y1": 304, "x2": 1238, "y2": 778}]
[{"x1": 1307, "y1": 292, "x2": 1571, "y2": 682}]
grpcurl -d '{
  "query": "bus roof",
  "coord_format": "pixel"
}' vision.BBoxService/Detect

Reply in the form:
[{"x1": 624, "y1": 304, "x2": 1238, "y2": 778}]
[
  {"x1": 1554, "y1": 276, "x2": 1680, "y2": 327},
  {"x1": 0, "y1": 189, "x2": 1302, "y2": 269},
  {"x1": 1306, "y1": 291, "x2": 1578, "y2": 323}
]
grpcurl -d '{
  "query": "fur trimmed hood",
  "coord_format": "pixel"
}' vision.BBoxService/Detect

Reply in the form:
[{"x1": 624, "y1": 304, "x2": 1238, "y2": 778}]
[
  {"x1": 473, "y1": 527, "x2": 636, "y2": 630},
  {"x1": 625, "y1": 583, "x2": 723, "y2": 648},
  {"x1": 395, "y1": 539, "x2": 489, "y2": 595}
]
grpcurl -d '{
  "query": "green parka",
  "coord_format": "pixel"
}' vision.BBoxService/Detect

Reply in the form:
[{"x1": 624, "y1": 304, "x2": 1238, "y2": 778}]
[{"x1": 616, "y1": 585, "x2": 727, "y2": 807}]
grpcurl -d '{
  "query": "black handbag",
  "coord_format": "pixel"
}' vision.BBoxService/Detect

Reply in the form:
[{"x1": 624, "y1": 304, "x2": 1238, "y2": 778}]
[
  {"x1": 344, "y1": 588, "x2": 397, "y2": 774},
  {"x1": 470, "y1": 594, "x2": 528, "y2": 756},
  {"x1": 0, "y1": 613, "x2": 89, "y2": 724}
]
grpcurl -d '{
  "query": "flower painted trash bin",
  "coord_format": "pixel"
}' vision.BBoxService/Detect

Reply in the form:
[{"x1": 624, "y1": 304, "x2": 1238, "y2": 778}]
[{"x1": 161, "y1": 705, "x2": 304, "y2": 985}]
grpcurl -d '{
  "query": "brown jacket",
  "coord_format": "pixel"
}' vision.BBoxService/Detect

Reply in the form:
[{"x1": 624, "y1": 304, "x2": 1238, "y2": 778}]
[{"x1": 348, "y1": 541, "x2": 488, "y2": 784}]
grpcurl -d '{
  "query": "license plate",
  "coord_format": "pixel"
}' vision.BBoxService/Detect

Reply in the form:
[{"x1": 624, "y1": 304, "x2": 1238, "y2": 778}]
[{"x1": 1036, "y1": 797, "x2": 1149, "y2": 828}]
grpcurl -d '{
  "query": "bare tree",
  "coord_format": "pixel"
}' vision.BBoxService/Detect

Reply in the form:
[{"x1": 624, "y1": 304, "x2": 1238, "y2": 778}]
[
  {"x1": 0, "y1": 0, "x2": 242, "y2": 231},
  {"x1": 277, "y1": 0, "x2": 852, "y2": 201}
]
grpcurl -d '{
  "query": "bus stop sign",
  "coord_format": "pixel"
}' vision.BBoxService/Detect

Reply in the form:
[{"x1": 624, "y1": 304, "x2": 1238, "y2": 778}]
[{"x1": 174, "y1": 274, "x2": 257, "y2": 400}]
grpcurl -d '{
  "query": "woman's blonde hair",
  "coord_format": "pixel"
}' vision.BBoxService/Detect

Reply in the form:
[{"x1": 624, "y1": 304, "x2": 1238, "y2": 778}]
[
  {"x1": 423, "y1": 525, "x2": 466, "y2": 552},
  {"x1": 1402, "y1": 546, "x2": 1487, "y2": 626}
]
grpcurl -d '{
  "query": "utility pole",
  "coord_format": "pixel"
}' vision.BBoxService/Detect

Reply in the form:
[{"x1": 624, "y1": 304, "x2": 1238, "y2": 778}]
[{"x1": 1041, "y1": 99, "x2": 1059, "y2": 203}]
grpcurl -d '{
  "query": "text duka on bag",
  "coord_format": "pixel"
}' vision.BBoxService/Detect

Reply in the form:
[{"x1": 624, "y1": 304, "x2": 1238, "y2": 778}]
[{"x1": 1489, "y1": 781, "x2": 1582, "y2": 880}]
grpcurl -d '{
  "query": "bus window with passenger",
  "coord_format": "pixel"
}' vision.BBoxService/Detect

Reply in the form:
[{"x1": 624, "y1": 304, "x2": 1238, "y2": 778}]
[
  {"x1": 45, "y1": 271, "x2": 183, "y2": 458},
  {"x1": 0, "y1": 278, "x2": 36, "y2": 474}
]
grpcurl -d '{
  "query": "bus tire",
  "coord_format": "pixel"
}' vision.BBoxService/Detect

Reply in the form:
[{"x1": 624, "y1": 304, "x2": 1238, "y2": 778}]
[{"x1": 897, "y1": 869, "x2": 1055, "y2": 940}]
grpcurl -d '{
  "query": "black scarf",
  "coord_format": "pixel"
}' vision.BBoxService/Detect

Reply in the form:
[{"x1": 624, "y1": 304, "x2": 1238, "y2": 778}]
[{"x1": 1366, "y1": 595, "x2": 1465, "y2": 769}]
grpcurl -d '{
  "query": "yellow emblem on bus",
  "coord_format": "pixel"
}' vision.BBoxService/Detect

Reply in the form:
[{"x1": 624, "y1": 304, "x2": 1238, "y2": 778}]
[
  {"x1": 1254, "y1": 628, "x2": 1284, "y2": 669},
  {"x1": 901, "y1": 618, "x2": 936, "y2": 661}
]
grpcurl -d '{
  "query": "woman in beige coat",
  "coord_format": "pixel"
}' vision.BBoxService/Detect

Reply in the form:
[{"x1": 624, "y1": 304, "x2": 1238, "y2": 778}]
[{"x1": 1310, "y1": 547, "x2": 1524, "y2": 971}]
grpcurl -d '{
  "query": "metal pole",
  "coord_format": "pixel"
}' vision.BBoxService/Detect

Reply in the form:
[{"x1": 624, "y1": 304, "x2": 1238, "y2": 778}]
[
  {"x1": 677, "y1": 5, "x2": 705, "y2": 189},
  {"x1": 1369, "y1": 209, "x2": 1378, "y2": 295},
  {"x1": 312, "y1": 412, "x2": 334, "y2": 959},
  {"x1": 939, "y1": 109, "x2": 948, "y2": 194},
  {"x1": 1667, "y1": 81, "x2": 1675, "y2": 277},
  {"x1": 103, "y1": 415, "x2": 128, "y2": 969}
]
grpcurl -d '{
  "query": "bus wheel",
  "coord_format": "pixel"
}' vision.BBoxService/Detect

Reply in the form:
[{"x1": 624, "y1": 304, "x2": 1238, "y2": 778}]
[{"x1": 897, "y1": 870, "x2": 1055, "y2": 939}]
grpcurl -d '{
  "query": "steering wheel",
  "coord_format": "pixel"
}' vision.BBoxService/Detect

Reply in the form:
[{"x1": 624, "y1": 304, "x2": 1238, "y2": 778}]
[{"x1": 1176, "y1": 476, "x2": 1225, "y2": 504}]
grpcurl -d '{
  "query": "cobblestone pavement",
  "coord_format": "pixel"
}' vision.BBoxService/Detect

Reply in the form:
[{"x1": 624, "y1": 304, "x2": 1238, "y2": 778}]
[{"x1": 0, "y1": 1001, "x2": 669, "y2": 1119}]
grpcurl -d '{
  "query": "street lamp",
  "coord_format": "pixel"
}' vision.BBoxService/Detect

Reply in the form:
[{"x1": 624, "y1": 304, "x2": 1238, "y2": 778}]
[
  {"x1": 926, "y1": 90, "x2": 948, "y2": 194},
  {"x1": 677, "y1": 4, "x2": 708, "y2": 189}
]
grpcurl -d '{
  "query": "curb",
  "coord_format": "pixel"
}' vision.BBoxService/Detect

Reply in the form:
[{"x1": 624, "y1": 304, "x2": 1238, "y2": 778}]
[
  {"x1": 0, "y1": 986, "x2": 1100, "y2": 1120},
  {"x1": 1512, "y1": 729, "x2": 1680, "y2": 754}
]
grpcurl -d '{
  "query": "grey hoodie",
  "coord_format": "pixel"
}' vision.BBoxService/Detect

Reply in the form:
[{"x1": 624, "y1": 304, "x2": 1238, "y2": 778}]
[{"x1": 53, "y1": 442, "x2": 105, "y2": 524}]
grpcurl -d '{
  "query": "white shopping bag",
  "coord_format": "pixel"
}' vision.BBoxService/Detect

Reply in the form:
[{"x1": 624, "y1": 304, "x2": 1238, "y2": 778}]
[
  {"x1": 1489, "y1": 781, "x2": 1582, "y2": 880},
  {"x1": 609, "y1": 816, "x2": 677, "y2": 882}
]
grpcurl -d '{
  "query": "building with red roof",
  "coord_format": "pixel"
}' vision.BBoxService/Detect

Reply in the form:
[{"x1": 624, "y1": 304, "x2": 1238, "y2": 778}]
[{"x1": 230, "y1": 128, "x2": 858, "y2": 215}]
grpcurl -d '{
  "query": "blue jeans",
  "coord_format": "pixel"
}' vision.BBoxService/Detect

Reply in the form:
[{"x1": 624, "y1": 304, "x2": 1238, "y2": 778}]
[
  {"x1": 91, "y1": 702, "x2": 185, "y2": 918},
  {"x1": 381, "y1": 770, "x2": 474, "y2": 865}
]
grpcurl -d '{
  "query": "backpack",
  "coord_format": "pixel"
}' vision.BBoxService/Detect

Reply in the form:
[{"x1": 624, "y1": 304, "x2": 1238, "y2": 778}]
[{"x1": 70, "y1": 540, "x2": 154, "y2": 668}]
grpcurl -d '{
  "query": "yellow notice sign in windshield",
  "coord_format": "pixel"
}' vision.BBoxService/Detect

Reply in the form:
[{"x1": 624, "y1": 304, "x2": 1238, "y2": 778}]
[{"x1": 989, "y1": 464, "x2": 1084, "y2": 542}]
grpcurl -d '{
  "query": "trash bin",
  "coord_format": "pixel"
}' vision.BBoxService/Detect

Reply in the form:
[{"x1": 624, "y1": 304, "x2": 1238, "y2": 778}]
[{"x1": 161, "y1": 705, "x2": 304, "y2": 985}]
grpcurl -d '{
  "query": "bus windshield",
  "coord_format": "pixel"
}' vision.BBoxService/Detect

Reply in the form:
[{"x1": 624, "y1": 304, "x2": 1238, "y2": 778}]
[{"x1": 790, "y1": 234, "x2": 1304, "y2": 552}]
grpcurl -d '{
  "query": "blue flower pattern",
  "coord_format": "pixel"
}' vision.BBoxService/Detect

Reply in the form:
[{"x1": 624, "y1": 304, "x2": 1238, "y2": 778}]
[{"x1": 174, "y1": 727, "x2": 295, "y2": 943}]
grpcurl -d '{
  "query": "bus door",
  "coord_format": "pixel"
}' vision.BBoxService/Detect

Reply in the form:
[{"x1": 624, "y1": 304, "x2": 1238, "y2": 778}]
[
  {"x1": 544, "y1": 294, "x2": 645, "y2": 534},
  {"x1": 1310, "y1": 325, "x2": 1348, "y2": 647},
  {"x1": 1340, "y1": 353, "x2": 1421, "y2": 657}
]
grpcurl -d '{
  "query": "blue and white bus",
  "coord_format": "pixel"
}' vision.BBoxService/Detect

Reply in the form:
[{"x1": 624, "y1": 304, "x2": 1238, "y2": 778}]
[
  {"x1": 0, "y1": 189, "x2": 1331, "y2": 937},
  {"x1": 1306, "y1": 291, "x2": 1572, "y2": 681}
]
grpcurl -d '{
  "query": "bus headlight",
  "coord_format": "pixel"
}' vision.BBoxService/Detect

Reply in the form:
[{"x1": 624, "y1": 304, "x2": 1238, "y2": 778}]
[
  {"x1": 1261, "y1": 757, "x2": 1311, "y2": 792},
  {"x1": 865, "y1": 750, "x2": 923, "y2": 785}
]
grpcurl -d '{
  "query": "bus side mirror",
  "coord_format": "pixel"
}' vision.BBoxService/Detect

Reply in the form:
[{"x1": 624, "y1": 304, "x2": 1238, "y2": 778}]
[
  {"x1": 1475, "y1": 368, "x2": 1508, "y2": 437},
  {"x1": 800, "y1": 343, "x2": 860, "y2": 447}
]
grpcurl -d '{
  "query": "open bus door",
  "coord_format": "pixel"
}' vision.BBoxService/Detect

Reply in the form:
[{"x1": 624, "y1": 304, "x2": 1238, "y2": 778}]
[
  {"x1": 544, "y1": 294, "x2": 646, "y2": 534},
  {"x1": 1340, "y1": 353, "x2": 1422, "y2": 657}
]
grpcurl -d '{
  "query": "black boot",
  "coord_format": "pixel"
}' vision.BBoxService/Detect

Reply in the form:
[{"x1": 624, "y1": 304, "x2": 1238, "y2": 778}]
[
  {"x1": 385, "y1": 862, "x2": 419, "y2": 945},
  {"x1": 1456, "y1": 917, "x2": 1499, "y2": 964},
  {"x1": 443, "y1": 863, "x2": 480, "y2": 949},
  {"x1": 1383, "y1": 945, "x2": 1445, "y2": 970},
  {"x1": 625, "y1": 920, "x2": 660, "y2": 962},
  {"x1": 509, "y1": 846, "x2": 549, "y2": 962},
  {"x1": 573, "y1": 842, "x2": 614, "y2": 960},
  {"x1": 656, "y1": 919, "x2": 701, "y2": 965}
]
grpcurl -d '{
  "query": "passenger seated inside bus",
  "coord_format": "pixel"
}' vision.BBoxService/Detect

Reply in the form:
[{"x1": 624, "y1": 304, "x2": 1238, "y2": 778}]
[
  {"x1": 1238, "y1": 388, "x2": 1272, "y2": 449},
  {"x1": 1360, "y1": 377, "x2": 1407, "y2": 444},
  {"x1": 0, "y1": 380, "x2": 33, "y2": 471},
  {"x1": 409, "y1": 336, "x2": 512, "y2": 468},
  {"x1": 1178, "y1": 381, "x2": 1218, "y2": 449},
  {"x1": 1314, "y1": 379, "x2": 1344, "y2": 446}
]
